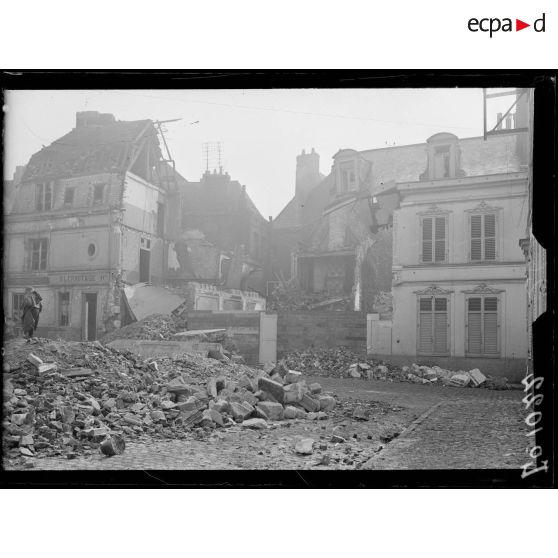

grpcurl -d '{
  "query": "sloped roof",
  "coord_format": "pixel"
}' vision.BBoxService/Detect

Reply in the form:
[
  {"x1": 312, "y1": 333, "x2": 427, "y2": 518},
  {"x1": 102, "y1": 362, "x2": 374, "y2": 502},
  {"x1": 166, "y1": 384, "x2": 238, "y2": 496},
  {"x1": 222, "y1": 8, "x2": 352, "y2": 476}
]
[
  {"x1": 360, "y1": 133, "x2": 521, "y2": 189},
  {"x1": 22, "y1": 119, "x2": 155, "y2": 182},
  {"x1": 275, "y1": 133, "x2": 523, "y2": 227}
]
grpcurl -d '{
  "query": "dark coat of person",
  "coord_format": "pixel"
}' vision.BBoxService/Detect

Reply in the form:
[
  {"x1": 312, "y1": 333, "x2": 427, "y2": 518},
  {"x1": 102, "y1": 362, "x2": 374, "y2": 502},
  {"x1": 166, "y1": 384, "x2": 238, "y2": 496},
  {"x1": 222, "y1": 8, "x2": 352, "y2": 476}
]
[{"x1": 21, "y1": 290, "x2": 42, "y2": 337}]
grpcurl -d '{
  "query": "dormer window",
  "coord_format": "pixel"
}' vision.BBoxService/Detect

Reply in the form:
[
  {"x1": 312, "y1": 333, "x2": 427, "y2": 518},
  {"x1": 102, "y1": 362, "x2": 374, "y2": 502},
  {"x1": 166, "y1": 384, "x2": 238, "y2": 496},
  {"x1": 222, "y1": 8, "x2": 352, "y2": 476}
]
[
  {"x1": 332, "y1": 148, "x2": 366, "y2": 197},
  {"x1": 433, "y1": 145, "x2": 451, "y2": 179},
  {"x1": 421, "y1": 132, "x2": 464, "y2": 181},
  {"x1": 339, "y1": 160, "x2": 357, "y2": 193}
]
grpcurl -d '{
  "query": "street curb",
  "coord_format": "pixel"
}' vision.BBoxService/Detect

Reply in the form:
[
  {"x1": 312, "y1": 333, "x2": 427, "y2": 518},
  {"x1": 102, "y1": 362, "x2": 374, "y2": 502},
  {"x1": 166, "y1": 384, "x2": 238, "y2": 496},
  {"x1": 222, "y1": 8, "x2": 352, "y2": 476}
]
[{"x1": 361, "y1": 401, "x2": 444, "y2": 469}]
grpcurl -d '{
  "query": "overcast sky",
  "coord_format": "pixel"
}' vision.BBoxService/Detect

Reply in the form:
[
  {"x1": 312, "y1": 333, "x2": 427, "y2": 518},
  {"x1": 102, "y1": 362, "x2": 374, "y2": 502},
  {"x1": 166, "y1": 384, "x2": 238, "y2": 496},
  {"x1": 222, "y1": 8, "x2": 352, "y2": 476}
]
[{"x1": 4, "y1": 88, "x2": 514, "y2": 218}]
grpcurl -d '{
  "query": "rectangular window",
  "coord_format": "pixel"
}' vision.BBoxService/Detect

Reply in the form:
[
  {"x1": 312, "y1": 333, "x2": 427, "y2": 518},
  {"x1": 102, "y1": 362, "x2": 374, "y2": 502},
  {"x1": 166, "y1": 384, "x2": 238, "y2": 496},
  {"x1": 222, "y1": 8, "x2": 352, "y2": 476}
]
[
  {"x1": 30, "y1": 238, "x2": 48, "y2": 271},
  {"x1": 59, "y1": 292, "x2": 70, "y2": 326},
  {"x1": 466, "y1": 296, "x2": 500, "y2": 356},
  {"x1": 421, "y1": 216, "x2": 447, "y2": 263},
  {"x1": 93, "y1": 184, "x2": 105, "y2": 205},
  {"x1": 12, "y1": 293, "x2": 25, "y2": 321},
  {"x1": 433, "y1": 145, "x2": 451, "y2": 178},
  {"x1": 339, "y1": 161, "x2": 356, "y2": 193},
  {"x1": 418, "y1": 295, "x2": 449, "y2": 354},
  {"x1": 64, "y1": 187, "x2": 75, "y2": 206},
  {"x1": 470, "y1": 213, "x2": 497, "y2": 261},
  {"x1": 36, "y1": 182, "x2": 53, "y2": 211}
]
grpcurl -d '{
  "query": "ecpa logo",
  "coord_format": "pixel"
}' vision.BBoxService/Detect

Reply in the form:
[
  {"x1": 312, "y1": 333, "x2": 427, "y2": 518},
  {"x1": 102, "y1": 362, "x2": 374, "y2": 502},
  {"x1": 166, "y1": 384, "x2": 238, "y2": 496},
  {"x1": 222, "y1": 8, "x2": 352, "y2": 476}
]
[{"x1": 468, "y1": 13, "x2": 546, "y2": 37}]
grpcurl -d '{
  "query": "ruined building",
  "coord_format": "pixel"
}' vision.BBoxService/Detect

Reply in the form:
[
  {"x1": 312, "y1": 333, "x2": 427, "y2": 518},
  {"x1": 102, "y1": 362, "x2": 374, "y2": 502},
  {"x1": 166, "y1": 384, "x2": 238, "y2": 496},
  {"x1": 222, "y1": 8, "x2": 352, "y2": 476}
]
[
  {"x1": 169, "y1": 167, "x2": 270, "y2": 298},
  {"x1": 4, "y1": 111, "x2": 178, "y2": 340}
]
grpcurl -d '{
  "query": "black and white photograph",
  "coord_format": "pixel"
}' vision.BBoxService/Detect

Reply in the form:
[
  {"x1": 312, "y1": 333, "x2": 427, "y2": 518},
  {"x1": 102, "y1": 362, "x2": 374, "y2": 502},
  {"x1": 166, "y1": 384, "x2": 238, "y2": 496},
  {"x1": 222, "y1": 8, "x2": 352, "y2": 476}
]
[{"x1": 2, "y1": 76, "x2": 554, "y2": 485}]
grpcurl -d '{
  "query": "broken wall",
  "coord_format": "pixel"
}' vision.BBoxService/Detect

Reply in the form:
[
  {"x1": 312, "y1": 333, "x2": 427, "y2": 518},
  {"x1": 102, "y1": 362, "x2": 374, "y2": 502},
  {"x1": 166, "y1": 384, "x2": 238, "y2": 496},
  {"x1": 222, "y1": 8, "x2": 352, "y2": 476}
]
[{"x1": 186, "y1": 311, "x2": 261, "y2": 364}]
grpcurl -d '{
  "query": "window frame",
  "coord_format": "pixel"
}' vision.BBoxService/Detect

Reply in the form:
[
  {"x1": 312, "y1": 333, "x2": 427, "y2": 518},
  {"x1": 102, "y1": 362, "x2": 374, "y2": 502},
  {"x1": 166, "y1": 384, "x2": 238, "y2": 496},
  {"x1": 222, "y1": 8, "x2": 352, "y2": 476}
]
[
  {"x1": 29, "y1": 238, "x2": 48, "y2": 271},
  {"x1": 419, "y1": 212, "x2": 449, "y2": 264},
  {"x1": 36, "y1": 182, "x2": 53, "y2": 211},
  {"x1": 469, "y1": 211, "x2": 498, "y2": 262},
  {"x1": 416, "y1": 293, "x2": 451, "y2": 356},
  {"x1": 465, "y1": 293, "x2": 501, "y2": 357},
  {"x1": 63, "y1": 186, "x2": 76, "y2": 207},
  {"x1": 12, "y1": 292, "x2": 25, "y2": 321},
  {"x1": 92, "y1": 183, "x2": 105, "y2": 206}
]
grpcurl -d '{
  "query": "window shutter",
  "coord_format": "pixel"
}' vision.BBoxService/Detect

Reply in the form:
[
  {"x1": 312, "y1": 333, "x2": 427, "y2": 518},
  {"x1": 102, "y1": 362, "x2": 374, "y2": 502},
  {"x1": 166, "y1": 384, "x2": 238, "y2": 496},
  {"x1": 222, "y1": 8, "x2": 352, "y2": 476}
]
[
  {"x1": 433, "y1": 297, "x2": 448, "y2": 353},
  {"x1": 467, "y1": 297, "x2": 482, "y2": 354},
  {"x1": 45, "y1": 183, "x2": 52, "y2": 210},
  {"x1": 418, "y1": 297, "x2": 433, "y2": 352},
  {"x1": 422, "y1": 218, "x2": 433, "y2": 262},
  {"x1": 484, "y1": 214, "x2": 496, "y2": 260},
  {"x1": 483, "y1": 297, "x2": 498, "y2": 354},
  {"x1": 36, "y1": 184, "x2": 43, "y2": 211},
  {"x1": 434, "y1": 217, "x2": 446, "y2": 262},
  {"x1": 470, "y1": 215, "x2": 482, "y2": 261}
]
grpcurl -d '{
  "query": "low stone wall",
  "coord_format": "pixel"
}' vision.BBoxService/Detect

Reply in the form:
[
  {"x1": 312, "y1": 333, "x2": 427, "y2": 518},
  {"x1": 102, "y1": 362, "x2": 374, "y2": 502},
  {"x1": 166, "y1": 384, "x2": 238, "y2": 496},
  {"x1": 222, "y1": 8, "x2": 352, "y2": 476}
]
[
  {"x1": 276, "y1": 311, "x2": 367, "y2": 356},
  {"x1": 186, "y1": 311, "x2": 261, "y2": 364}
]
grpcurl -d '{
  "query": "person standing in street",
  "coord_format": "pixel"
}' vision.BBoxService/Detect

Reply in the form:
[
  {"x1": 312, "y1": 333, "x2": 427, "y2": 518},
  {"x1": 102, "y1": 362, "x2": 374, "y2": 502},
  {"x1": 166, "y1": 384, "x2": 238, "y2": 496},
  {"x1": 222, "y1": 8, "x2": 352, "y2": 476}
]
[{"x1": 21, "y1": 287, "x2": 42, "y2": 341}]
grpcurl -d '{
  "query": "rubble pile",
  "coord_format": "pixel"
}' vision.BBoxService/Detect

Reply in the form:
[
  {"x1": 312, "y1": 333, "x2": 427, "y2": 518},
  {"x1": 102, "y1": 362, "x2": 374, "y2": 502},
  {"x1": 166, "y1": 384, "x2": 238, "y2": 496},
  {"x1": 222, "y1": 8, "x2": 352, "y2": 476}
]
[
  {"x1": 282, "y1": 348, "x2": 516, "y2": 390},
  {"x1": 2, "y1": 338, "x2": 337, "y2": 466},
  {"x1": 101, "y1": 313, "x2": 185, "y2": 343}
]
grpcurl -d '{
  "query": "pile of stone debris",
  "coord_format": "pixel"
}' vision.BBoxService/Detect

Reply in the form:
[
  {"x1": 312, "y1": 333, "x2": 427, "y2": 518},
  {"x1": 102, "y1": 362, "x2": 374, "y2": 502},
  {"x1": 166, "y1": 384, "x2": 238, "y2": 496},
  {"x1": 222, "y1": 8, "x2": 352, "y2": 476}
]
[
  {"x1": 282, "y1": 348, "x2": 516, "y2": 390},
  {"x1": 2, "y1": 338, "x2": 336, "y2": 467},
  {"x1": 100, "y1": 313, "x2": 186, "y2": 343}
]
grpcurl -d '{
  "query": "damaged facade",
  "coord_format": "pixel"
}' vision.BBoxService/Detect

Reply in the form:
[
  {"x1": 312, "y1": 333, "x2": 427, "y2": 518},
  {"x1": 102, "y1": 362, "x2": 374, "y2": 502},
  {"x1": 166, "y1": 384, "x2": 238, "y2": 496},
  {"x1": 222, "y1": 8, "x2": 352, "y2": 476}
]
[
  {"x1": 169, "y1": 166, "x2": 270, "y2": 297},
  {"x1": 4, "y1": 112, "x2": 266, "y2": 341},
  {"x1": 4, "y1": 111, "x2": 176, "y2": 340},
  {"x1": 272, "y1": 147, "x2": 398, "y2": 312}
]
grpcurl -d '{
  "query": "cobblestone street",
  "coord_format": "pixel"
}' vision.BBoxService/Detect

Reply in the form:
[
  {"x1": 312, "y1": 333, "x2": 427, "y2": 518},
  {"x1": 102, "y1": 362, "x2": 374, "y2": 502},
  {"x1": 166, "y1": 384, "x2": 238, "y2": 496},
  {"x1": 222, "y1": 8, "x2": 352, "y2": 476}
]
[{"x1": 3, "y1": 377, "x2": 528, "y2": 471}]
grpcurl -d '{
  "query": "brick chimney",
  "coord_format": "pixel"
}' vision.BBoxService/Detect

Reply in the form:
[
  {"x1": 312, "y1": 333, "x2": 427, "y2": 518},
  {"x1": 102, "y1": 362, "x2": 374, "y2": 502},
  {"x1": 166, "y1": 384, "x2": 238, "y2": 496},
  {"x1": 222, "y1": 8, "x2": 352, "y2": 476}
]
[{"x1": 76, "y1": 111, "x2": 116, "y2": 127}]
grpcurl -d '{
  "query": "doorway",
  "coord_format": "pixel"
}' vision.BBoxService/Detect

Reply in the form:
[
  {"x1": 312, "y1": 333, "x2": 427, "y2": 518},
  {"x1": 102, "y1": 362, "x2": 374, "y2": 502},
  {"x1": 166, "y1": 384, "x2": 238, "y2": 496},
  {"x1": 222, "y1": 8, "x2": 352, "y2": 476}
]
[
  {"x1": 139, "y1": 248, "x2": 150, "y2": 283},
  {"x1": 82, "y1": 292, "x2": 98, "y2": 341}
]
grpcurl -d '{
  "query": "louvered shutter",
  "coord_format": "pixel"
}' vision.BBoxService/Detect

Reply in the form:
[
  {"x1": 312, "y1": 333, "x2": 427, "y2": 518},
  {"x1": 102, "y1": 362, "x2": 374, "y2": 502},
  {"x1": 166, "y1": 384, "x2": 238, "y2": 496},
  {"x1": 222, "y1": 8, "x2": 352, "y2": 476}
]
[
  {"x1": 433, "y1": 297, "x2": 448, "y2": 353},
  {"x1": 36, "y1": 184, "x2": 44, "y2": 211},
  {"x1": 418, "y1": 297, "x2": 433, "y2": 352},
  {"x1": 470, "y1": 215, "x2": 482, "y2": 261},
  {"x1": 484, "y1": 214, "x2": 496, "y2": 260},
  {"x1": 434, "y1": 217, "x2": 446, "y2": 262},
  {"x1": 422, "y1": 218, "x2": 433, "y2": 263},
  {"x1": 467, "y1": 297, "x2": 482, "y2": 354},
  {"x1": 483, "y1": 297, "x2": 498, "y2": 354}
]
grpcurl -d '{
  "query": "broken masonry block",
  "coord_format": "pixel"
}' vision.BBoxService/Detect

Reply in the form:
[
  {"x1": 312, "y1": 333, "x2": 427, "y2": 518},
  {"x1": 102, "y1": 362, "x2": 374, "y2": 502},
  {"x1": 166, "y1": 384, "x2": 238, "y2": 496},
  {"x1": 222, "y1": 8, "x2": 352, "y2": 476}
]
[
  {"x1": 309, "y1": 382, "x2": 322, "y2": 395},
  {"x1": 229, "y1": 402, "x2": 251, "y2": 421},
  {"x1": 257, "y1": 377, "x2": 285, "y2": 403},
  {"x1": 242, "y1": 418, "x2": 267, "y2": 429},
  {"x1": 284, "y1": 370, "x2": 303, "y2": 384},
  {"x1": 27, "y1": 354, "x2": 44, "y2": 368},
  {"x1": 318, "y1": 395, "x2": 336, "y2": 412},
  {"x1": 294, "y1": 438, "x2": 314, "y2": 455},
  {"x1": 299, "y1": 394, "x2": 320, "y2": 413},
  {"x1": 283, "y1": 406, "x2": 298, "y2": 420},
  {"x1": 256, "y1": 401, "x2": 284, "y2": 421}
]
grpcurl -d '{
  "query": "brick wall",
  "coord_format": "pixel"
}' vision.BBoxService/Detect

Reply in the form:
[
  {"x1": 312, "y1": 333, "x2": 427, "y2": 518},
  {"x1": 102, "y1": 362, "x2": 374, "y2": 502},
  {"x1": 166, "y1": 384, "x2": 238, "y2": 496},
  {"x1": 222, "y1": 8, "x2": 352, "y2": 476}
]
[
  {"x1": 276, "y1": 311, "x2": 367, "y2": 355},
  {"x1": 186, "y1": 311, "x2": 261, "y2": 364}
]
